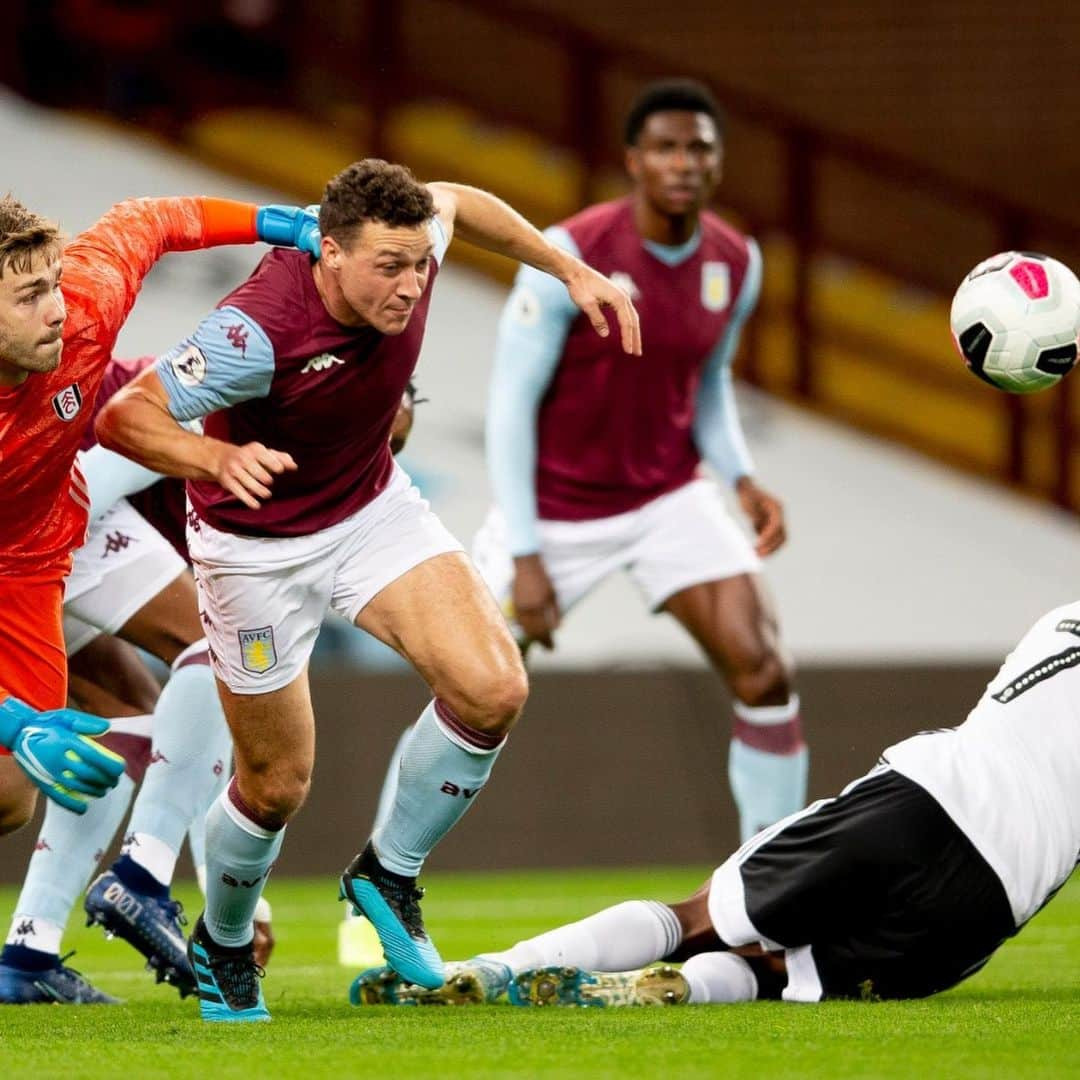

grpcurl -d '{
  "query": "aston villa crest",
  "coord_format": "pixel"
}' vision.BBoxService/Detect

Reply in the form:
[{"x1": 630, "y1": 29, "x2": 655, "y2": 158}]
[
  {"x1": 701, "y1": 262, "x2": 730, "y2": 312},
  {"x1": 238, "y1": 626, "x2": 278, "y2": 674}
]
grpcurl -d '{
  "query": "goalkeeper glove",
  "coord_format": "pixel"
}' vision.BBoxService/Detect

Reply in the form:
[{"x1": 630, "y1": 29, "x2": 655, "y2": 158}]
[
  {"x1": 0, "y1": 696, "x2": 126, "y2": 815},
  {"x1": 256, "y1": 205, "x2": 321, "y2": 258}
]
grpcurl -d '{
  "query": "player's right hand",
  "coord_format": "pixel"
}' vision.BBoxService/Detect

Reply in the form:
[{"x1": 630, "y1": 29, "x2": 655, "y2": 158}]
[
  {"x1": 512, "y1": 554, "x2": 561, "y2": 650},
  {"x1": 213, "y1": 441, "x2": 298, "y2": 509},
  {"x1": 0, "y1": 698, "x2": 125, "y2": 815}
]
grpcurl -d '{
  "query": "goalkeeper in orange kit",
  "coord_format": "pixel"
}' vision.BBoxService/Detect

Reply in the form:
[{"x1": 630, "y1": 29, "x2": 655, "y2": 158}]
[{"x1": 0, "y1": 193, "x2": 319, "y2": 835}]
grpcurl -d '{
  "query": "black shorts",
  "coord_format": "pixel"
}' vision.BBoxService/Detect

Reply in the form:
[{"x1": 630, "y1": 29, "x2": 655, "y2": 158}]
[{"x1": 739, "y1": 768, "x2": 1016, "y2": 1000}]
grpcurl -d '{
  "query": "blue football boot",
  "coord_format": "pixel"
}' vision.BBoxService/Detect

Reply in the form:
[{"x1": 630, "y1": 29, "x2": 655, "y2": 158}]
[
  {"x1": 349, "y1": 958, "x2": 511, "y2": 1006},
  {"x1": 509, "y1": 965, "x2": 690, "y2": 1007},
  {"x1": 188, "y1": 916, "x2": 270, "y2": 1023},
  {"x1": 85, "y1": 869, "x2": 195, "y2": 997},
  {"x1": 339, "y1": 842, "x2": 443, "y2": 990},
  {"x1": 0, "y1": 952, "x2": 120, "y2": 1005}
]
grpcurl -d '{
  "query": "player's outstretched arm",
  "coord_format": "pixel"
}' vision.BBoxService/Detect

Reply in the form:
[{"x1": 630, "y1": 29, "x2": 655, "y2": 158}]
[
  {"x1": 61, "y1": 199, "x2": 320, "y2": 366},
  {"x1": 427, "y1": 183, "x2": 641, "y2": 356},
  {"x1": 0, "y1": 694, "x2": 125, "y2": 814},
  {"x1": 95, "y1": 369, "x2": 296, "y2": 510}
]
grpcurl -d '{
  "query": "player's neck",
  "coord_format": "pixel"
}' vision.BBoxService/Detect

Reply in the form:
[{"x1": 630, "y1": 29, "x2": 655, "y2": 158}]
[
  {"x1": 311, "y1": 261, "x2": 368, "y2": 329},
  {"x1": 632, "y1": 196, "x2": 698, "y2": 247},
  {"x1": 0, "y1": 359, "x2": 29, "y2": 389}
]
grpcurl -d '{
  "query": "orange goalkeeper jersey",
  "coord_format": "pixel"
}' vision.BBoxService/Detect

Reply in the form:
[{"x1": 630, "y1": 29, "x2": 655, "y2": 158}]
[{"x1": 0, "y1": 196, "x2": 258, "y2": 586}]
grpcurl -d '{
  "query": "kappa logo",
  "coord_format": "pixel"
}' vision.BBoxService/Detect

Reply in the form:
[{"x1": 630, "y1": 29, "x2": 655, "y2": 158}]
[
  {"x1": 102, "y1": 530, "x2": 135, "y2": 557},
  {"x1": 701, "y1": 262, "x2": 730, "y2": 312},
  {"x1": 171, "y1": 344, "x2": 207, "y2": 387},
  {"x1": 609, "y1": 271, "x2": 641, "y2": 301},
  {"x1": 238, "y1": 626, "x2": 278, "y2": 674},
  {"x1": 51, "y1": 382, "x2": 82, "y2": 421},
  {"x1": 226, "y1": 323, "x2": 249, "y2": 356},
  {"x1": 15, "y1": 919, "x2": 35, "y2": 938},
  {"x1": 301, "y1": 352, "x2": 345, "y2": 374}
]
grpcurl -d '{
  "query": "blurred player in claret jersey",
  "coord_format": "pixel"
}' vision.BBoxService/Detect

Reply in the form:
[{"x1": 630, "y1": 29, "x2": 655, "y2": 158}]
[
  {"x1": 0, "y1": 193, "x2": 319, "y2": 837},
  {"x1": 97, "y1": 159, "x2": 639, "y2": 1023},
  {"x1": 469, "y1": 79, "x2": 805, "y2": 842}
]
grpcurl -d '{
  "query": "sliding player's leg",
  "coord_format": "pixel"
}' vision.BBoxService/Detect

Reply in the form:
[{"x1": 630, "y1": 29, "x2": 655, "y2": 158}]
[{"x1": 0, "y1": 634, "x2": 155, "y2": 1005}]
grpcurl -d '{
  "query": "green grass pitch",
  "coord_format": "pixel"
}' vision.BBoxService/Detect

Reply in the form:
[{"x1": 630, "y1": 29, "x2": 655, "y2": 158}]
[{"x1": 1, "y1": 866, "x2": 1076, "y2": 1079}]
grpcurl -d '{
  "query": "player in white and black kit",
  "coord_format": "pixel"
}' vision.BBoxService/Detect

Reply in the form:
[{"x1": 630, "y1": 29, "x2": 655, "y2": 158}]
[{"x1": 355, "y1": 601, "x2": 1079, "y2": 1006}]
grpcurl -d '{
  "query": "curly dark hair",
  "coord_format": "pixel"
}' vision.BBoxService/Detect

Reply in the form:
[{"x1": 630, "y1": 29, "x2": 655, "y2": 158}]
[
  {"x1": 319, "y1": 160, "x2": 436, "y2": 248},
  {"x1": 624, "y1": 79, "x2": 723, "y2": 146}
]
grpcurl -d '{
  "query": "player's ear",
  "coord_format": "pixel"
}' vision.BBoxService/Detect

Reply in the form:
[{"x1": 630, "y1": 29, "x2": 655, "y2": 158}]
[
  {"x1": 624, "y1": 146, "x2": 641, "y2": 182},
  {"x1": 321, "y1": 234, "x2": 343, "y2": 272}
]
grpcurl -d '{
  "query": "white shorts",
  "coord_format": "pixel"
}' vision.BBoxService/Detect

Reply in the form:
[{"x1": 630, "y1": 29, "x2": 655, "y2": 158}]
[
  {"x1": 188, "y1": 464, "x2": 463, "y2": 694},
  {"x1": 63, "y1": 500, "x2": 187, "y2": 656},
  {"x1": 472, "y1": 479, "x2": 761, "y2": 634}
]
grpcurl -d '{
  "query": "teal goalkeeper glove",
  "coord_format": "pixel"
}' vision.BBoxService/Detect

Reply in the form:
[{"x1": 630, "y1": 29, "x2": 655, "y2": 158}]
[
  {"x1": 256, "y1": 204, "x2": 321, "y2": 259},
  {"x1": 0, "y1": 697, "x2": 126, "y2": 815}
]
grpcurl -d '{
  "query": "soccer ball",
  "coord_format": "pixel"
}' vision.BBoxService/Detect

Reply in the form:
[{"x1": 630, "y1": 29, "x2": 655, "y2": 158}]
[{"x1": 950, "y1": 252, "x2": 1080, "y2": 393}]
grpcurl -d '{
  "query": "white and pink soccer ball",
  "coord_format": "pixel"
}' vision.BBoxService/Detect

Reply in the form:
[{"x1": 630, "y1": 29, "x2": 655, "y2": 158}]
[{"x1": 950, "y1": 252, "x2": 1080, "y2": 393}]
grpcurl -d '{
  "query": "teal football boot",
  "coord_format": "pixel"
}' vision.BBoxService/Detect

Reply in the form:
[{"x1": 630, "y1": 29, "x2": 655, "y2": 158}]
[
  {"x1": 188, "y1": 916, "x2": 270, "y2": 1022},
  {"x1": 339, "y1": 842, "x2": 443, "y2": 990}
]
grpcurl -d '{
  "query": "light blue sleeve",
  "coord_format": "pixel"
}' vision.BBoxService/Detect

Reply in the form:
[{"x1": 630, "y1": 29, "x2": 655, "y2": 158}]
[
  {"x1": 693, "y1": 238, "x2": 761, "y2": 485},
  {"x1": 429, "y1": 215, "x2": 450, "y2": 263},
  {"x1": 81, "y1": 444, "x2": 163, "y2": 520},
  {"x1": 155, "y1": 306, "x2": 275, "y2": 422},
  {"x1": 486, "y1": 225, "x2": 581, "y2": 555}
]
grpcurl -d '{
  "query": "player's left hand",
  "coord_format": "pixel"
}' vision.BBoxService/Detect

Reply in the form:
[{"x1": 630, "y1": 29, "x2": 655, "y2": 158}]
[
  {"x1": 563, "y1": 260, "x2": 642, "y2": 356},
  {"x1": 255, "y1": 204, "x2": 321, "y2": 259},
  {"x1": 736, "y1": 477, "x2": 786, "y2": 556}
]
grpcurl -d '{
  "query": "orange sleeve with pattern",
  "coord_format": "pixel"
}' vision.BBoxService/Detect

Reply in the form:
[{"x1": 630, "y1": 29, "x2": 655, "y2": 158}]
[{"x1": 60, "y1": 197, "x2": 258, "y2": 363}]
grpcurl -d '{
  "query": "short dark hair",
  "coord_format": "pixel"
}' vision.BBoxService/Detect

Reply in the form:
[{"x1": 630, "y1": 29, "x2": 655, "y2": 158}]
[
  {"x1": 319, "y1": 159, "x2": 435, "y2": 248},
  {"x1": 624, "y1": 79, "x2": 723, "y2": 146}
]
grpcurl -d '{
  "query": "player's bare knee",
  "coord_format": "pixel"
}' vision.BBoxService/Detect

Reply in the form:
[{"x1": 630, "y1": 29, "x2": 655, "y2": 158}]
[
  {"x1": 730, "y1": 647, "x2": 791, "y2": 708},
  {"x1": 450, "y1": 663, "x2": 528, "y2": 736},
  {"x1": 243, "y1": 768, "x2": 311, "y2": 827}
]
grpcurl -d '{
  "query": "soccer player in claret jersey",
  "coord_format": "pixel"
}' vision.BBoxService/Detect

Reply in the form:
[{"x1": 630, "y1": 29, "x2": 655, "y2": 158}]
[
  {"x1": 95, "y1": 159, "x2": 639, "y2": 1023},
  {"x1": 356, "y1": 600, "x2": 1080, "y2": 1007},
  {"x1": 0, "y1": 194, "x2": 319, "y2": 838},
  {"x1": 471, "y1": 79, "x2": 805, "y2": 842}
]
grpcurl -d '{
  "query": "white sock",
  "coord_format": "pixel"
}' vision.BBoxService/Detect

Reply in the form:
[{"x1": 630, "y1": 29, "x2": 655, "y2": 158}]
[
  {"x1": 729, "y1": 695, "x2": 808, "y2": 842},
  {"x1": 203, "y1": 779, "x2": 284, "y2": 947},
  {"x1": 122, "y1": 832, "x2": 177, "y2": 886},
  {"x1": 5, "y1": 917, "x2": 63, "y2": 955},
  {"x1": 373, "y1": 701, "x2": 504, "y2": 877},
  {"x1": 124, "y1": 642, "x2": 233, "y2": 880},
  {"x1": 682, "y1": 952, "x2": 758, "y2": 1003},
  {"x1": 481, "y1": 900, "x2": 682, "y2": 974},
  {"x1": 7, "y1": 772, "x2": 136, "y2": 946}
]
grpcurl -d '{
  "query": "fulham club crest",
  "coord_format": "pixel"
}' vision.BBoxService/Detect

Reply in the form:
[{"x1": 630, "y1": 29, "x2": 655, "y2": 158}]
[
  {"x1": 52, "y1": 382, "x2": 82, "y2": 421},
  {"x1": 701, "y1": 262, "x2": 731, "y2": 312}
]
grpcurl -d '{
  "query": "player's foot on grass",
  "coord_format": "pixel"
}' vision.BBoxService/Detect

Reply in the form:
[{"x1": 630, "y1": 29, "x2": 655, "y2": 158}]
[
  {"x1": 188, "y1": 916, "x2": 270, "y2": 1023},
  {"x1": 84, "y1": 869, "x2": 195, "y2": 997},
  {"x1": 0, "y1": 952, "x2": 120, "y2": 1005},
  {"x1": 349, "y1": 958, "x2": 510, "y2": 1006},
  {"x1": 509, "y1": 965, "x2": 690, "y2": 1007},
  {"x1": 339, "y1": 842, "x2": 443, "y2": 989}
]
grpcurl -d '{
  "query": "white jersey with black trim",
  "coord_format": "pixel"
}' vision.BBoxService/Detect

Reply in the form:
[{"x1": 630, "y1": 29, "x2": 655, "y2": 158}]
[{"x1": 883, "y1": 601, "x2": 1080, "y2": 928}]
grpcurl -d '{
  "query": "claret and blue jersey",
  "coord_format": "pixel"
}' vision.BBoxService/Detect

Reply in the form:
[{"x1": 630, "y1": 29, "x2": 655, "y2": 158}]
[
  {"x1": 156, "y1": 218, "x2": 450, "y2": 538},
  {"x1": 487, "y1": 196, "x2": 761, "y2": 557}
]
